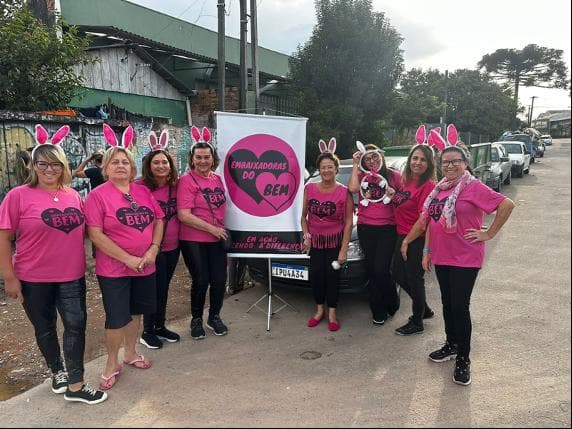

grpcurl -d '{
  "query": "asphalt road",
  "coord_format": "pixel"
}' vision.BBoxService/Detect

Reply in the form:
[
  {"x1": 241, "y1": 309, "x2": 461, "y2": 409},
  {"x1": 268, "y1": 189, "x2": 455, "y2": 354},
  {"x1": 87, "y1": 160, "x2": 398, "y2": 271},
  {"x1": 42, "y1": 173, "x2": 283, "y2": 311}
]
[{"x1": 1, "y1": 139, "x2": 570, "y2": 427}]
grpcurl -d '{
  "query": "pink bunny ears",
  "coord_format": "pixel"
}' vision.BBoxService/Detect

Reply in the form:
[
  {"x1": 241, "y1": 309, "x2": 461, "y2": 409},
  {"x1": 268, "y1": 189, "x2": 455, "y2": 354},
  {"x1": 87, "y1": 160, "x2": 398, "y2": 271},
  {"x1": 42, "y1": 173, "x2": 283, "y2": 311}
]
[
  {"x1": 415, "y1": 124, "x2": 459, "y2": 151},
  {"x1": 32, "y1": 124, "x2": 70, "y2": 157},
  {"x1": 103, "y1": 123, "x2": 135, "y2": 149},
  {"x1": 190, "y1": 125, "x2": 214, "y2": 151},
  {"x1": 149, "y1": 129, "x2": 169, "y2": 152},
  {"x1": 318, "y1": 137, "x2": 337, "y2": 154}
]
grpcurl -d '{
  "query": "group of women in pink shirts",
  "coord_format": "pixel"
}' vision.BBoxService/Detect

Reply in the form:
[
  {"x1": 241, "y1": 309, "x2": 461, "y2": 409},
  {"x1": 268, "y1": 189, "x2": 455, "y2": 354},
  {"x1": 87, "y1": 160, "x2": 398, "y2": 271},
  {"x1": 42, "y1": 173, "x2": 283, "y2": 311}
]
[
  {"x1": 301, "y1": 139, "x2": 514, "y2": 386},
  {"x1": 0, "y1": 124, "x2": 228, "y2": 404}
]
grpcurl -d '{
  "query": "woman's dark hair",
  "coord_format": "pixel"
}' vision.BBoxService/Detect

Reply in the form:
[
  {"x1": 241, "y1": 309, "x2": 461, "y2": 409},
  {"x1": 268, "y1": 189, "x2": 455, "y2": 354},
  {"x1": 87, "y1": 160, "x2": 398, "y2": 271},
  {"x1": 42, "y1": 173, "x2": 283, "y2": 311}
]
[
  {"x1": 92, "y1": 153, "x2": 104, "y2": 164},
  {"x1": 315, "y1": 152, "x2": 340, "y2": 171},
  {"x1": 188, "y1": 142, "x2": 219, "y2": 170},
  {"x1": 141, "y1": 149, "x2": 179, "y2": 190},
  {"x1": 403, "y1": 144, "x2": 436, "y2": 187}
]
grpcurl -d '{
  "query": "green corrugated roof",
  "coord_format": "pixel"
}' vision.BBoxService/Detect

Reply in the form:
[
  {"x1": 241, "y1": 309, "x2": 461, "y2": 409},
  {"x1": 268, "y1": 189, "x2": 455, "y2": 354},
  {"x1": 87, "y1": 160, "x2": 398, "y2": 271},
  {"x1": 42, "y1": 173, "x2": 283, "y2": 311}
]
[{"x1": 59, "y1": 0, "x2": 290, "y2": 79}]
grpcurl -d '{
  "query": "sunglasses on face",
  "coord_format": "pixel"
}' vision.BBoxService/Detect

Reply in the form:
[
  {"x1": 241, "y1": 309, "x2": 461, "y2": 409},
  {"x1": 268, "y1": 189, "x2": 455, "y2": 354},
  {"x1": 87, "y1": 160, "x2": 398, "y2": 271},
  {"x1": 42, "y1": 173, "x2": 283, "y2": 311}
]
[
  {"x1": 35, "y1": 161, "x2": 64, "y2": 171},
  {"x1": 123, "y1": 193, "x2": 139, "y2": 210}
]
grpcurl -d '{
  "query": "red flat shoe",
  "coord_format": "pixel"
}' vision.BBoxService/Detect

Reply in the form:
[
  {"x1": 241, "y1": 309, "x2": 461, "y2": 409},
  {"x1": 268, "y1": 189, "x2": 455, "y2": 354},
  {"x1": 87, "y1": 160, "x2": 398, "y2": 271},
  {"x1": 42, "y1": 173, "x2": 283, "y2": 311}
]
[
  {"x1": 307, "y1": 316, "x2": 324, "y2": 328},
  {"x1": 328, "y1": 321, "x2": 340, "y2": 332}
]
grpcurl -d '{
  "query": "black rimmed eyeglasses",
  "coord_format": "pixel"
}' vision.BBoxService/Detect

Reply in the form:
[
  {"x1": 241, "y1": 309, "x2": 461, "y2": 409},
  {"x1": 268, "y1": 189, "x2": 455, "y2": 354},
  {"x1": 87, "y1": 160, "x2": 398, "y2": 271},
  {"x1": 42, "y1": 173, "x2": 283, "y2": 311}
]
[
  {"x1": 123, "y1": 193, "x2": 139, "y2": 210},
  {"x1": 35, "y1": 161, "x2": 64, "y2": 171}
]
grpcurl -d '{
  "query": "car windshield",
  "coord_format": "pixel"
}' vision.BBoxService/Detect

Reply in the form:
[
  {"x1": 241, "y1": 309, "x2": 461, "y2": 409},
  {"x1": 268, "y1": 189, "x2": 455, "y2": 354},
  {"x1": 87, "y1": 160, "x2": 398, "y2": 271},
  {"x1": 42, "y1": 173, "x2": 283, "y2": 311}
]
[{"x1": 502, "y1": 143, "x2": 523, "y2": 154}]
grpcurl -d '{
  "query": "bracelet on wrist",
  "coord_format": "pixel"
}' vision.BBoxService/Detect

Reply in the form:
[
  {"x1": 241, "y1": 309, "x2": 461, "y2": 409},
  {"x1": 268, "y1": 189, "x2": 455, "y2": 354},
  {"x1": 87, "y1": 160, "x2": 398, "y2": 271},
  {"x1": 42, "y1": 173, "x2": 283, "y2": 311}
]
[
  {"x1": 422, "y1": 247, "x2": 430, "y2": 254},
  {"x1": 150, "y1": 242, "x2": 160, "y2": 249},
  {"x1": 303, "y1": 232, "x2": 312, "y2": 240}
]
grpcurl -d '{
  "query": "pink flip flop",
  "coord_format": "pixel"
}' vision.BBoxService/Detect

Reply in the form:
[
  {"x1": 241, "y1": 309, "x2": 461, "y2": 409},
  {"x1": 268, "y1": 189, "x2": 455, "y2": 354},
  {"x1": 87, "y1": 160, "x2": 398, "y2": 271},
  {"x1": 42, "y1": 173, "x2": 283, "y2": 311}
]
[
  {"x1": 99, "y1": 365, "x2": 122, "y2": 391},
  {"x1": 123, "y1": 355, "x2": 152, "y2": 369}
]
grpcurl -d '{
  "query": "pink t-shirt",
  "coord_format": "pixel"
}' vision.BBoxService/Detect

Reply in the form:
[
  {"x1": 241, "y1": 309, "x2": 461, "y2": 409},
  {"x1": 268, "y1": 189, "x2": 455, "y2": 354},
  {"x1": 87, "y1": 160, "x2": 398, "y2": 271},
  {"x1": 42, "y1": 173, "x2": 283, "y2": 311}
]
[
  {"x1": 177, "y1": 171, "x2": 226, "y2": 243},
  {"x1": 356, "y1": 169, "x2": 400, "y2": 226},
  {"x1": 305, "y1": 182, "x2": 349, "y2": 249},
  {"x1": 136, "y1": 180, "x2": 179, "y2": 252},
  {"x1": 84, "y1": 181, "x2": 164, "y2": 278},
  {"x1": 428, "y1": 180, "x2": 506, "y2": 268},
  {"x1": 393, "y1": 179, "x2": 436, "y2": 235},
  {"x1": 0, "y1": 185, "x2": 86, "y2": 282}
]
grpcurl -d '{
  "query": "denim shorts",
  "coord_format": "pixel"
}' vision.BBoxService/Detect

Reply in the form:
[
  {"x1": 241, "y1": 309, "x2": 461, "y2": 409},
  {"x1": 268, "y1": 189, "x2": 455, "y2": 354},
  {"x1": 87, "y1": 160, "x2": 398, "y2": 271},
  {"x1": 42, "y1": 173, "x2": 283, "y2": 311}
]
[{"x1": 97, "y1": 274, "x2": 157, "y2": 329}]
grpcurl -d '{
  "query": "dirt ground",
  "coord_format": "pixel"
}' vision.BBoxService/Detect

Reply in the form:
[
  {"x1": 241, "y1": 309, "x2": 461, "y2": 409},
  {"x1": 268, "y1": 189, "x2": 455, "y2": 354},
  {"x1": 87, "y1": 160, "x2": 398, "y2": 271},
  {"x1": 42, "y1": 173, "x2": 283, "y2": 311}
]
[{"x1": 0, "y1": 256, "x2": 194, "y2": 401}]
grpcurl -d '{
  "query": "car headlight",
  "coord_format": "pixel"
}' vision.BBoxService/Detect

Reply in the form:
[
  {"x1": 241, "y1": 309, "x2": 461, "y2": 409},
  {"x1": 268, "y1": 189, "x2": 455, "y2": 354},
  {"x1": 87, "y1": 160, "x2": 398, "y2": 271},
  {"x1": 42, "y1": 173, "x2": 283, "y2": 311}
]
[{"x1": 347, "y1": 240, "x2": 365, "y2": 261}]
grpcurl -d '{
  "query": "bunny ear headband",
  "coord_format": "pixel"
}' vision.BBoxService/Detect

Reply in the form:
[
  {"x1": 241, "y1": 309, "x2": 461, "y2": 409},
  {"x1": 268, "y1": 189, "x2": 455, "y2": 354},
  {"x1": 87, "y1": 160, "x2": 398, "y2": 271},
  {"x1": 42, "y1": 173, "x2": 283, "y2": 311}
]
[
  {"x1": 356, "y1": 140, "x2": 384, "y2": 174},
  {"x1": 103, "y1": 123, "x2": 135, "y2": 149},
  {"x1": 416, "y1": 123, "x2": 458, "y2": 151},
  {"x1": 190, "y1": 125, "x2": 213, "y2": 150},
  {"x1": 32, "y1": 124, "x2": 70, "y2": 158},
  {"x1": 149, "y1": 129, "x2": 169, "y2": 152},
  {"x1": 318, "y1": 137, "x2": 337, "y2": 154}
]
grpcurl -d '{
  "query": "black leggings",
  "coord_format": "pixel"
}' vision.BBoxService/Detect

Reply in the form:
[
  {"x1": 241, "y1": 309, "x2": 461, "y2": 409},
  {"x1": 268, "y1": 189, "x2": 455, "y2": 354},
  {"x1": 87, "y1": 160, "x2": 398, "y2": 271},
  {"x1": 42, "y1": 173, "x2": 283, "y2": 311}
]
[
  {"x1": 180, "y1": 240, "x2": 227, "y2": 319},
  {"x1": 309, "y1": 247, "x2": 341, "y2": 308},
  {"x1": 143, "y1": 247, "x2": 180, "y2": 332},
  {"x1": 434, "y1": 265, "x2": 480, "y2": 358},
  {"x1": 393, "y1": 235, "x2": 428, "y2": 325},
  {"x1": 21, "y1": 278, "x2": 87, "y2": 385},
  {"x1": 357, "y1": 224, "x2": 398, "y2": 321}
]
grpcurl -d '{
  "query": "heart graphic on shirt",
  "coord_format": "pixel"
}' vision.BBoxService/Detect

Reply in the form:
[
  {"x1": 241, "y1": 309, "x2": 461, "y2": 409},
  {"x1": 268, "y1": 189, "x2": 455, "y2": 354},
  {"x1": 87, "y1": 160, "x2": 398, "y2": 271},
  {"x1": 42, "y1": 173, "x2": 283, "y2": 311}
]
[
  {"x1": 116, "y1": 206, "x2": 155, "y2": 232},
  {"x1": 41, "y1": 207, "x2": 85, "y2": 234},
  {"x1": 428, "y1": 197, "x2": 448, "y2": 222},
  {"x1": 308, "y1": 199, "x2": 337, "y2": 218},
  {"x1": 227, "y1": 149, "x2": 291, "y2": 204},
  {"x1": 159, "y1": 197, "x2": 177, "y2": 221},
  {"x1": 392, "y1": 190, "x2": 411, "y2": 207},
  {"x1": 255, "y1": 171, "x2": 297, "y2": 211},
  {"x1": 202, "y1": 187, "x2": 226, "y2": 208}
]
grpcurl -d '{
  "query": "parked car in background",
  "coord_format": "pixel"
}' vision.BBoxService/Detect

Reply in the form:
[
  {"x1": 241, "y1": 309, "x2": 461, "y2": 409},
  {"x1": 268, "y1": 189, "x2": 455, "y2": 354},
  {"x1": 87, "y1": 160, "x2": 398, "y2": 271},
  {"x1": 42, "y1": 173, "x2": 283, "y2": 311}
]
[
  {"x1": 498, "y1": 141, "x2": 530, "y2": 178},
  {"x1": 499, "y1": 132, "x2": 539, "y2": 163},
  {"x1": 247, "y1": 162, "x2": 368, "y2": 291},
  {"x1": 486, "y1": 143, "x2": 512, "y2": 192},
  {"x1": 540, "y1": 134, "x2": 553, "y2": 146}
]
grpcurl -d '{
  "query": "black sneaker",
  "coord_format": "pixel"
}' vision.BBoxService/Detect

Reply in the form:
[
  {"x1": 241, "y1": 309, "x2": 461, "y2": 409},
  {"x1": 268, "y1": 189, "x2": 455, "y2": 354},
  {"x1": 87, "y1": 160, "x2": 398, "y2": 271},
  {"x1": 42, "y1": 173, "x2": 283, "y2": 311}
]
[
  {"x1": 206, "y1": 315, "x2": 228, "y2": 336},
  {"x1": 51, "y1": 370, "x2": 68, "y2": 394},
  {"x1": 395, "y1": 320, "x2": 424, "y2": 336},
  {"x1": 429, "y1": 341, "x2": 458, "y2": 362},
  {"x1": 424, "y1": 307, "x2": 435, "y2": 319},
  {"x1": 64, "y1": 384, "x2": 108, "y2": 405},
  {"x1": 453, "y1": 356, "x2": 472, "y2": 386},
  {"x1": 190, "y1": 317, "x2": 206, "y2": 340},
  {"x1": 372, "y1": 318, "x2": 386, "y2": 326},
  {"x1": 139, "y1": 331, "x2": 163, "y2": 349},
  {"x1": 155, "y1": 326, "x2": 181, "y2": 343}
]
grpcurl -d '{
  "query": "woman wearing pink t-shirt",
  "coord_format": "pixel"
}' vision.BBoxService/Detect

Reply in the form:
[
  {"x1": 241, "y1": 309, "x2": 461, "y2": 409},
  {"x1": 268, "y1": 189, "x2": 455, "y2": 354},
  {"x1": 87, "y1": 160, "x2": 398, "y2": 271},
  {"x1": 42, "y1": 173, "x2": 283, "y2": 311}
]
[
  {"x1": 402, "y1": 145, "x2": 515, "y2": 386},
  {"x1": 302, "y1": 151, "x2": 354, "y2": 331},
  {"x1": 392, "y1": 144, "x2": 436, "y2": 336},
  {"x1": 137, "y1": 147, "x2": 181, "y2": 350},
  {"x1": 85, "y1": 145, "x2": 164, "y2": 391},
  {"x1": 177, "y1": 139, "x2": 229, "y2": 339},
  {"x1": 0, "y1": 141, "x2": 107, "y2": 405},
  {"x1": 348, "y1": 144, "x2": 401, "y2": 325}
]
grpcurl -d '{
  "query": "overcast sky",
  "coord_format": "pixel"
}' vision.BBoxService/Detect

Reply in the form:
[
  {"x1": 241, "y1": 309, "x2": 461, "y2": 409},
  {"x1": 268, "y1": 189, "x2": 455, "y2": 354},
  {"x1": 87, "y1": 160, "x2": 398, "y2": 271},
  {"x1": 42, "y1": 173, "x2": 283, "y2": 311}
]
[{"x1": 129, "y1": 0, "x2": 571, "y2": 117}]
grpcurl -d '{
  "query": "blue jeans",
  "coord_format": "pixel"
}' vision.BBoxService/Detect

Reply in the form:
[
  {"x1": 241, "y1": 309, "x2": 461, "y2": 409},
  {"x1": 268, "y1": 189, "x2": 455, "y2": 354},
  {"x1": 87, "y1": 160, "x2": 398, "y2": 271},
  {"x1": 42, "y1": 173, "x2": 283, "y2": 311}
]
[{"x1": 21, "y1": 278, "x2": 87, "y2": 385}]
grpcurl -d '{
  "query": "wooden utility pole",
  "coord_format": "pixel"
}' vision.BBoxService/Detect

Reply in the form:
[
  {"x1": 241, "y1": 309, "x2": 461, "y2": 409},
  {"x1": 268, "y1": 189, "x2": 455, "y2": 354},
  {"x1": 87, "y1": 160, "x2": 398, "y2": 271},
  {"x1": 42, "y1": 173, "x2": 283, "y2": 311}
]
[
  {"x1": 217, "y1": 0, "x2": 226, "y2": 111},
  {"x1": 250, "y1": 0, "x2": 260, "y2": 113},
  {"x1": 239, "y1": 0, "x2": 248, "y2": 111}
]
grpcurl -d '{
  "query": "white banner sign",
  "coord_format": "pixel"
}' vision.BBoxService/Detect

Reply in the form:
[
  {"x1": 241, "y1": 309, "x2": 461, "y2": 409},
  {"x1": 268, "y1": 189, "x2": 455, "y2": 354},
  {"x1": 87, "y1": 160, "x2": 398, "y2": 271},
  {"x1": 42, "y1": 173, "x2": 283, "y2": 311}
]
[{"x1": 216, "y1": 112, "x2": 307, "y2": 256}]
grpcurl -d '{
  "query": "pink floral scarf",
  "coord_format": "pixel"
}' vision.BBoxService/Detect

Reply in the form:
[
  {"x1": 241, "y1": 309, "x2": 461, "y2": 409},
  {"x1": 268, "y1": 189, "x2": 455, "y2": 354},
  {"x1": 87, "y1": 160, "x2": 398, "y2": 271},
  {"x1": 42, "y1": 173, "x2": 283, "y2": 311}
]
[{"x1": 421, "y1": 170, "x2": 476, "y2": 233}]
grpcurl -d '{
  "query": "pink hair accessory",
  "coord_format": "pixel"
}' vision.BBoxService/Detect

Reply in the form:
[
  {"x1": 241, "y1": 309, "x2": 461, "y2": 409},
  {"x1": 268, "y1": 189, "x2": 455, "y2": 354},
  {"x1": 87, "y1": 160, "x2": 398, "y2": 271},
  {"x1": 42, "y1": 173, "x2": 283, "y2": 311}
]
[
  {"x1": 149, "y1": 129, "x2": 169, "y2": 151},
  {"x1": 428, "y1": 129, "x2": 447, "y2": 151},
  {"x1": 415, "y1": 124, "x2": 427, "y2": 144},
  {"x1": 103, "y1": 123, "x2": 135, "y2": 149},
  {"x1": 32, "y1": 124, "x2": 70, "y2": 157},
  {"x1": 446, "y1": 124, "x2": 459, "y2": 147},
  {"x1": 190, "y1": 125, "x2": 214, "y2": 150},
  {"x1": 318, "y1": 137, "x2": 337, "y2": 154}
]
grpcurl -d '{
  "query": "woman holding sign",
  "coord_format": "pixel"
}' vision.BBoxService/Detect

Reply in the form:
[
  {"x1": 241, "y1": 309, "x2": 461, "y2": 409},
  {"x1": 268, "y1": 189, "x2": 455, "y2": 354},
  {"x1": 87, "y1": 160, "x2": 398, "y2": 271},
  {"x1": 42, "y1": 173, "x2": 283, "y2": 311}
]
[
  {"x1": 177, "y1": 126, "x2": 229, "y2": 340},
  {"x1": 348, "y1": 142, "x2": 401, "y2": 326},
  {"x1": 301, "y1": 139, "x2": 353, "y2": 331}
]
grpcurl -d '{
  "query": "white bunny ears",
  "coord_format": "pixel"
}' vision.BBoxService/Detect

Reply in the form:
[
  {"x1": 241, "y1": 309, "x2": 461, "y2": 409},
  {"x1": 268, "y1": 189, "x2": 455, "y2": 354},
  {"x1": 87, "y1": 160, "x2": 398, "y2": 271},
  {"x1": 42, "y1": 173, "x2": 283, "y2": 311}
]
[
  {"x1": 191, "y1": 125, "x2": 213, "y2": 149},
  {"x1": 32, "y1": 124, "x2": 70, "y2": 157},
  {"x1": 415, "y1": 123, "x2": 459, "y2": 151},
  {"x1": 103, "y1": 123, "x2": 135, "y2": 149},
  {"x1": 318, "y1": 137, "x2": 337, "y2": 154},
  {"x1": 149, "y1": 129, "x2": 169, "y2": 152}
]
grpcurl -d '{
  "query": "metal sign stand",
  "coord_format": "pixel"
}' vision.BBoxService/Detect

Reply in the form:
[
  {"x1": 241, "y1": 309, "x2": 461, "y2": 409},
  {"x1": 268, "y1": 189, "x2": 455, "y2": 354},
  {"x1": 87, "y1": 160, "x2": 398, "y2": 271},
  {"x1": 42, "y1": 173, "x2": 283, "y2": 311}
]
[{"x1": 246, "y1": 257, "x2": 298, "y2": 331}]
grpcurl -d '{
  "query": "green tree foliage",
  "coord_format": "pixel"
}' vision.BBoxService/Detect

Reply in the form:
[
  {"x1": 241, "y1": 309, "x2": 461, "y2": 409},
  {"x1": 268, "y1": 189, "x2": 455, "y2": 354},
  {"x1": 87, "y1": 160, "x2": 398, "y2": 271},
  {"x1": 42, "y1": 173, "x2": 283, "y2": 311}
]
[
  {"x1": 0, "y1": 2, "x2": 93, "y2": 111},
  {"x1": 478, "y1": 44, "x2": 569, "y2": 125},
  {"x1": 289, "y1": 0, "x2": 403, "y2": 162}
]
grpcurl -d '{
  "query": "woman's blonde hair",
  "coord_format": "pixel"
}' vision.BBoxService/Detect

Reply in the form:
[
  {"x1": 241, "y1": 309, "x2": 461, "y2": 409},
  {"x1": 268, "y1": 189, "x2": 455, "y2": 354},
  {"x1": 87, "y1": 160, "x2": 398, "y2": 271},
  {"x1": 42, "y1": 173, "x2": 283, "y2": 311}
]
[
  {"x1": 26, "y1": 145, "x2": 72, "y2": 188},
  {"x1": 102, "y1": 147, "x2": 137, "y2": 181}
]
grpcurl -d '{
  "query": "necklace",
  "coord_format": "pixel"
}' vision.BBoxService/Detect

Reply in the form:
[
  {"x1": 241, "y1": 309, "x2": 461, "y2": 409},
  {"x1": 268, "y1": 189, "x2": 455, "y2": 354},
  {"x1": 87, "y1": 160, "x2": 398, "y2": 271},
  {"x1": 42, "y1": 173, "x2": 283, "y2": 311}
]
[{"x1": 51, "y1": 190, "x2": 60, "y2": 203}]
